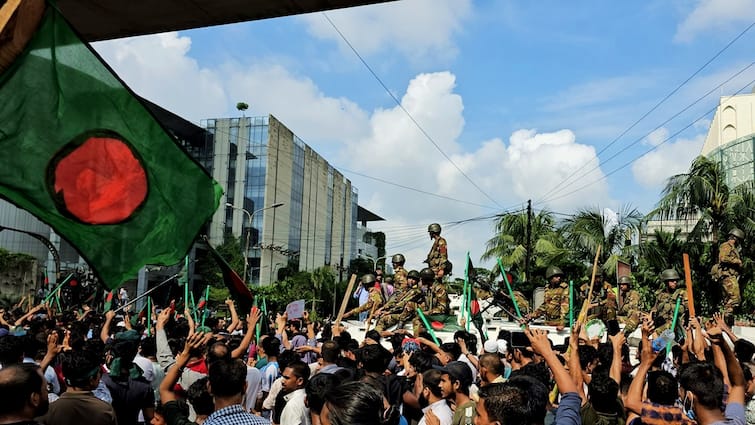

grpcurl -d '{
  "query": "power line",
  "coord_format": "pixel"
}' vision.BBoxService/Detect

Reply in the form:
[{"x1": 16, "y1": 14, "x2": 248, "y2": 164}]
[
  {"x1": 536, "y1": 19, "x2": 755, "y2": 204},
  {"x1": 539, "y1": 76, "x2": 755, "y2": 205},
  {"x1": 321, "y1": 12, "x2": 504, "y2": 209}
]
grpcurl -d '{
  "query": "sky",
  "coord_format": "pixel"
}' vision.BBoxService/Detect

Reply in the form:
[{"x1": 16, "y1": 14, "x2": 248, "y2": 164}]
[{"x1": 93, "y1": 0, "x2": 755, "y2": 273}]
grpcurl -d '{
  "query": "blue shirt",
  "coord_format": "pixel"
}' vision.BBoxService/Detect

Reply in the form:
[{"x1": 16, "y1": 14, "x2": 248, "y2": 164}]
[
  {"x1": 555, "y1": 392, "x2": 582, "y2": 425},
  {"x1": 204, "y1": 404, "x2": 270, "y2": 425}
]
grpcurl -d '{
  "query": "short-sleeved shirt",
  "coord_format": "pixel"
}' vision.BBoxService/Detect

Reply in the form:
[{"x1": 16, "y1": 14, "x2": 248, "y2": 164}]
[
  {"x1": 204, "y1": 404, "x2": 270, "y2": 425},
  {"x1": 102, "y1": 373, "x2": 155, "y2": 425},
  {"x1": 640, "y1": 401, "x2": 696, "y2": 425},
  {"x1": 710, "y1": 402, "x2": 746, "y2": 425},
  {"x1": 259, "y1": 361, "x2": 279, "y2": 393}
]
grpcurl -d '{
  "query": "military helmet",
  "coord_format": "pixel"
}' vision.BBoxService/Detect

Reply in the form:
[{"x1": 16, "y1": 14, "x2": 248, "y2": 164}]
[
  {"x1": 384, "y1": 276, "x2": 394, "y2": 284},
  {"x1": 407, "y1": 270, "x2": 420, "y2": 280},
  {"x1": 545, "y1": 265, "x2": 564, "y2": 279},
  {"x1": 419, "y1": 267, "x2": 435, "y2": 281},
  {"x1": 660, "y1": 269, "x2": 680, "y2": 282},
  {"x1": 391, "y1": 253, "x2": 406, "y2": 264},
  {"x1": 428, "y1": 223, "x2": 442, "y2": 234},
  {"x1": 617, "y1": 276, "x2": 632, "y2": 286},
  {"x1": 361, "y1": 273, "x2": 376, "y2": 285},
  {"x1": 728, "y1": 228, "x2": 745, "y2": 240}
]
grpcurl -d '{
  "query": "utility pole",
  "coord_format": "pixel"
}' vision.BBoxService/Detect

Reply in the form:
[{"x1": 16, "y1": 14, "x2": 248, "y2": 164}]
[{"x1": 525, "y1": 199, "x2": 532, "y2": 283}]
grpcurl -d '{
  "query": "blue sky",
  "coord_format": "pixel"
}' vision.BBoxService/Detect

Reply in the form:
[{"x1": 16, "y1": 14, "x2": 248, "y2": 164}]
[{"x1": 94, "y1": 0, "x2": 755, "y2": 270}]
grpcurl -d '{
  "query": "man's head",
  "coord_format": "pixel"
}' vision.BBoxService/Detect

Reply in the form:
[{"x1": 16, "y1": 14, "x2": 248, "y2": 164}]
[
  {"x1": 321, "y1": 340, "x2": 340, "y2": 364},
  {"x1": 660, "y1": 269, "x2": 680, "y2": 290},
  {"x1": 428, "y1": 223, "x2": 442, "y2": 237},
  {"x1": 305, "y1": 373, "x2": 340, "y2": 416},
  {"x1": 679, "y1": 362, "x2": 724, "y2": 413},
  {"x1": 391, "y1": 254, "x2": 405, "y2": 268},
  {"x1": 587, "y1": 372, "x2": 619, "y2": 414},
  {"x1": 407, "y1": 270, "x2": 420, "y2": 286},
  {"x1": 618, "y1": 275, "x2": 632, "y2": 292},
  {"x1": 188, "y1": 377, "x2": 214, "y2": 416},
  {"x1": 646, "y1": 370, "x2": 678, "y2": 406},
  {"x1": 260, "y1": 335, "x2": 281, "y2": 358},
  {"x1": 62, "y1": 350, "x2": 102, "y2": 390},
  {"x1": 359, "y1": 344, "x2": 391, "y2": 374},
  {"x1": 361, "y1": 274, "x2": 376, "y2": 290},
  {"x1": 208, "y1": 359, "x2": 248, "y2": 399},
  {"x1": 479, "y1": 353, "x2": 504, "y2": 384},
  {"x1": 437, "y1": 361, "x2": 473, "y2": 398},
  {"x1": 420, "y1": 369, "x2": 444, "y2": 407},
  {"x1": 419, "y1": 268, "x2": 435, "y2": 287},
  {"x1": 475, "y1": 377, "x2": 548, "y2": 425},
  {"x1": 728, "y1": 228, "x2": 744, "y2": 244},
  {"x1": 281, "y1": 360, "x2": 310, "y2": 393},
  {"x1": 545, "y1": 266, "x2": 563, "y2": 286},
  {"x1": 0, "y1": 363, "x2": 49, "y2": 420}
]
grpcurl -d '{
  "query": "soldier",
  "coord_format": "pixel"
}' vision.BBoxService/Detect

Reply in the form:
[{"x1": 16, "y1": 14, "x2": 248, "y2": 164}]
[
  {"x1": 651, "y1": 269, "x2": 687, "y2": 334},
  {"x1": 616, "y1": 275, "x2": 641, "y2": 335},
  {"x1": 391, "y1": 253, "x2": 409, "y2": 292},
  {"x1": 412, "y1": 267, "x2": 450, "y2": 334},
  {"x1": 343, "y1": 274, "x2": 383, "y2": 321},
  {"x1": 715, "y1": 228, "x2": 744, "y2": 324},
  {"x1": 374, "y1": 270, "x2": 424, "y2": 331},
  {"x1": 579, "y1": 269, "x2": 617, "y2": 322},
  {"x1": 426, "y1": 223, "x2": 449, "y2": 277},
  {"x1": 526, "y1": 266, "x2": 569, "y2": 330}
]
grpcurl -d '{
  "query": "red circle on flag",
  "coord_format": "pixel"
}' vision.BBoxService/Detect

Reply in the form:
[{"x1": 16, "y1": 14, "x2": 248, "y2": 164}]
[
  {"x1": 50, "y1": 132, "x2": 147, "y2": 224},
  {"x1": 431, "y1": 321, "x2": 444, "y2": 330}
]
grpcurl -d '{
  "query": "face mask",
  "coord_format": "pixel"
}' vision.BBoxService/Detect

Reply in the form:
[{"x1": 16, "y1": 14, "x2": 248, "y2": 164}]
[
  {"x1": 682, "y1": 392, "x2": 696, "y2": 420},
  {"x1": 504, "y1": 366, "x2": 512, "y2": 379}
]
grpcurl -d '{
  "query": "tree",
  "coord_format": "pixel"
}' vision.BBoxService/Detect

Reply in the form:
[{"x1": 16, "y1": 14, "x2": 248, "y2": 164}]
[
  {"x1": 561, "y1": 204, "x2": 641, "y2": 278},
  {"x1": 195, "y1": 233, "x2": 245, "y2": 289}
]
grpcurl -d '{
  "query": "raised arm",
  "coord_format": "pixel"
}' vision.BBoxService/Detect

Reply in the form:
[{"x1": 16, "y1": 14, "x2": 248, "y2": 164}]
[
  {"x1": 625, "y1": 319, "x2": 657, "y2": 415},
  {"x1": 160, "y1": 332, "x2": 211, "y2": 403},
  {"x1": 101, "y1": 310, "x2": 116, "y2": 343},
  {"x1": 526, "y1": 326, "x2": 577, "y2": 395},
  {"x1": 567, "y1": 323, "x2": 586, "y2": 404},
  {"x1": 225, "y1": 299, "x2": 240, "y2": 333},
  {"x1": 232, "y1": 307, "x2": 261, "y2": 359},
  {"x1": 709, "y1": 324, "x2": 745, "y2": 405},
  {"x1": 608, "y1": 332, "x2": 626, "y2": 385}
]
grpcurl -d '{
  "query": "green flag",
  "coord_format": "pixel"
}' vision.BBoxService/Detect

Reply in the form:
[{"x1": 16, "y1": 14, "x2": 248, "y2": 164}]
[{"x1": 0, "y1": 8, "x2": 222, "y2": 289}]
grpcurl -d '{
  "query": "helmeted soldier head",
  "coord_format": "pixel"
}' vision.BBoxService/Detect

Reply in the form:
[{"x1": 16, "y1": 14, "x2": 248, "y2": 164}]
[
  {"x1": 391, "y1": 253, "x2": 406, "y2": 266},
  {"x1": 660, "y1": 268, "x2": 680, "y2": 290},
  {"x1": 384, "y1": 276, "x2": 394, "y2": 285},
  {"x1": 361, "y1": 273, "x2": 376, "y2": 289},
  {"x1": 419, "y1": 267, "x2": 435, "y2": 286},
  {"x1": 407, "y1": 269, "x2": 420, "y2": 283},
  {"x1": 728, "y1": 228, "x2": 744, "y2": 243},
  {"x1": 618, "y1": 275, "x2": 632, "y2": 291},
  {"x1": 545, "y1": 265, "x2": 564, "y2": 286},
  {"x1": 428, "y1": 223, "x2": 442, "y2": 237}
]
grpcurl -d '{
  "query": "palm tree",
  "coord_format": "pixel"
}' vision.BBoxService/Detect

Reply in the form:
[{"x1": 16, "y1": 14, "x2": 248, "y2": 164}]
[
  {"x1": 481, "y1": 209, "x2": 566, "y2": 282},
  {"x1": 561, "y1": 204, "x2": 642, "y2": 277},
  {"x1": 648, "y1": 156, "x2": 730, "y2": 244}
]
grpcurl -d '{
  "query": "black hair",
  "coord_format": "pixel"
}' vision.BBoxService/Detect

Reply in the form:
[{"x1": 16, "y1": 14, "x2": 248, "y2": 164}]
[
  {"x1": 305, "y1": 373, "x2": 340, "y2": 414},
  {"x1": 208, "y1": 359, "x2": 247, "y2": 398},
  {"x1": 422, "y1": 369, "x2": 443, "y2": 399},
  {"x1": 365, "y1": 330, "x2": 381, "y2": 343},
  {"x1": 0, "y1": 363, "x2": 44, "y2": 416},
  {"x1": 497, "y1": 329, "x2": 511, "y2": 342},
  {"x1": 187, "y1": 377, "x2": 214, "y2": 416},
  {"x1": 478, "y1": 378, "x2": 548, "y2": 425},
  {"x1": 479, "y1": 353, "x2": 504, "y2": 376},
  {"x1": 734, "y1": 339, "x2": 755, "y2": 363},
  {"x1": 323, "y1": 381, "x2": 399, "y2": 425},
  {"x1": 359, "y1": 344, "x2": 391, "y2": 374},
  {"x1": 278, "y1": 349, "x2": 301, "y2": 372},
  {"x1": 206, "y1": 341, "x2": 231, "y2": 367},
  {"x1": 140, "y1": 337, "x2": 157, "y2": 357},
  {"x1": 679, "y1": 361, "x2": 724, "y2": 410},
  {"x1": 588, "y1": 372, "x2": 620, "y2": 413},
  {"x1": 578, "y1": 345, "x2": 597, "y2": 370},
  {"x1": 0, "y1": 335, "x2": 23, "y2": 366},
  {"x1": 286, "y1": 360, "x2": 311, "y2": 385},
  {"x1": 62, "y1": 350, "x2": 101, "y2": 389},
  {"x1": 409, "y1": 351, "x2": 438, "y2": 373},
  {"x1": 510, "y1": 362, "x2": 550, "y2": 389},
  {"x1": 321, "y1": 340, "x2": 340, "y2": 363},
  {"x1": 646, "y1": 370, "x2": 678, "y2": 406},
  {"x1": 440, "y1": 342, "x2": 461, "y2": 360},
  {"x1": 260, "y1": 336, "x2": 281, "y2": 357}
]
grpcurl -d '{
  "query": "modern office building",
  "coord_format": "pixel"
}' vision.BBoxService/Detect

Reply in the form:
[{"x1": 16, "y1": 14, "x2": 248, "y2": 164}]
[
  {"x1": 701, "y1": 91, "x2": 755, "y2": 187},
  {"x1": 203, "y1": 115, "x2": 370, "y2": 285}
]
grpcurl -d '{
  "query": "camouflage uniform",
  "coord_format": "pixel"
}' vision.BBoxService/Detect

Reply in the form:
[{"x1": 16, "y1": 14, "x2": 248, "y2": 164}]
[
  {"x1": 617, "y1": 288, "x2": 641, "y2": 335},
  {"x1": 531, "y1": 282, "x2": 569, "y2": 326},
  {"x1": 717, "y1": 241, "x2": 742, "y2": 318},
  {"x1": 652, "y1": 287, "x2": 687, "y2": 334},
  {"x1": 512, "y1": 290, "x2": 531, "y2": 316},
  {"x1": 393, "y1": 265, "x2": 408, "y2": 291},
  {"x1": 374, "y1": 284, "x2": 423, "y2": 331},
  {"x1": 578, "y1": 281, "x2": 617, "y2": 321},
  {"x1": 426, "y1": 236, "x2": 448, "y2": 275},
  {"x1": 345, "y1": 286, "x2": 383, "y2": 319},
  {"x1": 412, "y1": 280, "x2": 450, "y2": 333}
]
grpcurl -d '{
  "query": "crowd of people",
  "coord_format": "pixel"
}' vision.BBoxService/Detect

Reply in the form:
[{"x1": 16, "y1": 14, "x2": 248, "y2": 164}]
[{"x1": 0, "y1": 223, "x2": 751, "y2": 425}]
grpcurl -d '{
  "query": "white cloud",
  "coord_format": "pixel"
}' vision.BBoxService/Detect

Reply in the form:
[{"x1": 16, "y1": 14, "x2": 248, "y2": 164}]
[
  {"x1": 300, "y1": 0, "x2": 472, "y2": 63},
  {"x1": 631, "y1": 131, "x2": 705, "y2": 187},
  {"x1": 645, "y1": 127, "x2": 669, "y2": 146},
  {"x1": 675, "y1": 0, "x2": 755, "y2": 42}
]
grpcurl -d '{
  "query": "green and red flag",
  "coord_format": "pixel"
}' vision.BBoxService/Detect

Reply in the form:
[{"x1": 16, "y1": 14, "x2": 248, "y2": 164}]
[
  {"x1": 0, "y1": 7, "x2": 222, "y2": 289},
  {"x1": 205, "y1": 241, "x2": 254, "y2": 312}
]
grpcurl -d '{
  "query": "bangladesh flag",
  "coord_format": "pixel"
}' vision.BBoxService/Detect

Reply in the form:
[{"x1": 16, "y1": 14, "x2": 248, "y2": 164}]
[{"x1": 0, "y1": 7, "x2": 222, "y2": 289}]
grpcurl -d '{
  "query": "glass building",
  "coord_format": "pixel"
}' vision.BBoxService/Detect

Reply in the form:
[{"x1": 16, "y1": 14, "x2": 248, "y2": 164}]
[{"x1": 203, "y1": 115, "x2": 359, "y2": 285}]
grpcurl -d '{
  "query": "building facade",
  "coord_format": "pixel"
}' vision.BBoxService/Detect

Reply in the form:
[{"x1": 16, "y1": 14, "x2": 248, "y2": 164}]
[
  {"x1": 701, "y1": 92, "x2": 755, "y2": 187},
  {"x1": 203, "y1": 115, "x2": 359, "y2": 285}
]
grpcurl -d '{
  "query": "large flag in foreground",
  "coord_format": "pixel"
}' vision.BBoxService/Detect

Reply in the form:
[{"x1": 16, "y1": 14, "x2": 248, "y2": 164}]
[{"x1": 0, "y1": 6, "x2": 222, "y2": 288}]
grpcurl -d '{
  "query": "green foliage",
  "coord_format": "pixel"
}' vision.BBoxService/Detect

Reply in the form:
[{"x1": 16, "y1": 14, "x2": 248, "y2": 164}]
[
  {"x1": 0, "y1": 248, "x2": 36, "y2": 271},
  {"x1": 196, "y1": 234, "x2": 246, "y2": 289},
  {"x1": 255, "y1": 267, "x2": 344, "y2": 318}
]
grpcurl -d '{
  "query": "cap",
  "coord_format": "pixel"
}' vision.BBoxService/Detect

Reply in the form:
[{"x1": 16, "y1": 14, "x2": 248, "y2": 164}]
[
  {"x1": 116, "y1": 321, "x2": 126, "y2": 328},
  {"x1": 434, "y1": 361, "x2": 473, "y2": 388},
  {"x1": 483, "y1": 340, "x2": 498, "y2": 353},
  {"x1": 496, "y1": 339, "x2": 508, "y2": 354}
]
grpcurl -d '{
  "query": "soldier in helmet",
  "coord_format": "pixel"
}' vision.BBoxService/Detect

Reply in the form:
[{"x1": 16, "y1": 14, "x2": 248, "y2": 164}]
[
  {"x1": 412, "y1": 267, "x2": 450, "y2": 334},
  {"x1": 391, "y1": 253, "x2": 409, "y2": 292},
  {"x1": 374, "y1": 270, "x2": 424, "y2": 331},
  {"x1": 426, "y1": 223, "x2": 449, "y2": 278},
  {"x1": 715, "y1": 228, "x2": 744, "y2": 324},
  {"x1": 616, "y1": 275, "x2": 641, "y2": 335},
  {"x1": 343, "y1": 274, "x2": 384, "y2": 320},
  {"x1": 526, "y1": 266, "x2": 569, "y2": 330},
  {"x1": 651, "y1": 269, "x2": 687, "y2": 334},
  {"x1": 578, "y1": 269, "x2": 617, "y2": 322}
]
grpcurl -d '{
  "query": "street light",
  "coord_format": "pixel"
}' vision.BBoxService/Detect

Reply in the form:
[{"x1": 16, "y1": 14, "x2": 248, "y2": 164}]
[
  {"x1": 361, "y1": 254, "x2": 388, "y2": 272},
  {"x1": 225, "y1": 202, "x2": 285, "y2": 284}
]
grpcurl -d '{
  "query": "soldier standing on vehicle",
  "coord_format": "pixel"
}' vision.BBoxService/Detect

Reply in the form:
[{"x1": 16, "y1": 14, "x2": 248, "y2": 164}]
[
  {"x1": 343, "y1": 274, "x2": 383, "y2": 321},
  {"x1": 651, "y1": 269, "x2": 687, "y2": 334},
  {"x1": 426, "y1": 223, "x2": 449, "y2": 278},
  {"x1": 526, "y1": 266, "x2": 569, "y2": 330},
  {"x1": 617, "y1": 275, "x2": 641, "y2": 335},
  {"x1": 715, "y1": 228, "x2": 744, "y2": 325}
]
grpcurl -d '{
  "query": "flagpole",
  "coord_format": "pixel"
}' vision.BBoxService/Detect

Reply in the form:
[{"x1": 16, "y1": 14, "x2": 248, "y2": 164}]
[
  {"x1": 497, "y1": 259, "x2": 522, "y2": 319},
  {"x1": 114, "y1": 273, "x2": 179, "y2": 314},
  {"x1": 147, "y1": 296, "x2": 152, "y2": 336},
  {"x1": 201, "y1": 285, "x2": 210, "y2": 328},
  {"x1": 43, "y1": 273, "x2": 73, "y2": 304}
]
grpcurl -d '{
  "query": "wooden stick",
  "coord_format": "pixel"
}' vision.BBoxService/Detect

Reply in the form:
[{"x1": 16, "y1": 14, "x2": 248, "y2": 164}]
[
  {"x1": 683, "y1": 253, "x2": 695, "y2": 318},
  {"x1": 0, "y1": 0, "x2": 22, "y2": 35},
  {"x1": 335, "y1": 274, "x2": 357, "y2": 325},
  {"x1": 364, "y1": 302, "x2": 378, "y2": 334},
  {"x1": 577, "y1": 245, "x2": 602, "y2": 325}
]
